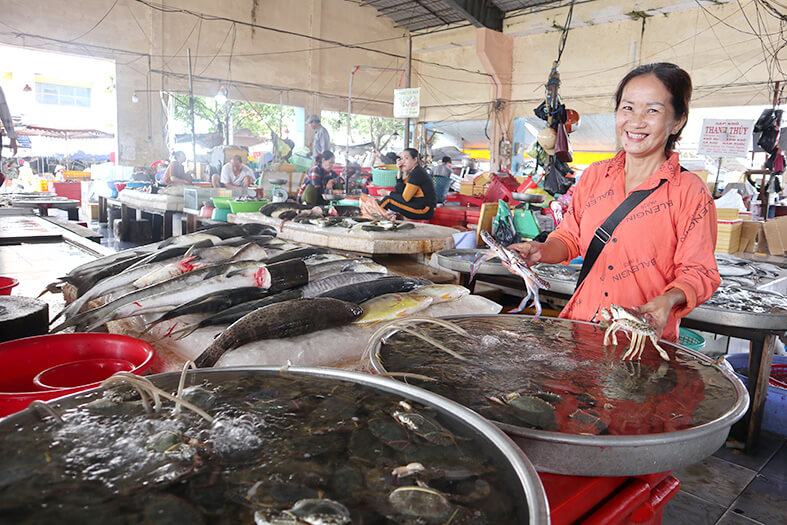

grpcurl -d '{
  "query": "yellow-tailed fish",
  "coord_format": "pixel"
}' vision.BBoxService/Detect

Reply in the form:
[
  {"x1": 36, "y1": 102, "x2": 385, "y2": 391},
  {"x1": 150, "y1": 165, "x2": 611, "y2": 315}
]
[
  {"x1": 410, "y1": 284, "x2": 470, "y2": 304},
  {"x1": 354, "y1": 293, "x2": 434, "y2": 325}
]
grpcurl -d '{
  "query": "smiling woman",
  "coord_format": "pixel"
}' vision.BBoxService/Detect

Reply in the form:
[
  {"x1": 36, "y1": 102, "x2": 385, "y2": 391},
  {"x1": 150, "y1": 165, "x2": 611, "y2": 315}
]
[{"x1": 506, "y1": 63, "x2": 721, "y2": 351}]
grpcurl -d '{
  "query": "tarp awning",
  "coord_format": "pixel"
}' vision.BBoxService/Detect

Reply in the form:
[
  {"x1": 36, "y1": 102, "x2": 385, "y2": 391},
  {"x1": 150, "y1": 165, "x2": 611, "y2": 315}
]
[{"x1": 17, "y1": 126, "x2": 114, "y2": 139}]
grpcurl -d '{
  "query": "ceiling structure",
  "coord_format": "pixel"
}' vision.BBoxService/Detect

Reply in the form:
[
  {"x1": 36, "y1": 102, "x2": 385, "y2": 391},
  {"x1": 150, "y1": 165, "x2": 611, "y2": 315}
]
[{"x1": 360, "y1": 0, "x2": 570, "y2": 32}]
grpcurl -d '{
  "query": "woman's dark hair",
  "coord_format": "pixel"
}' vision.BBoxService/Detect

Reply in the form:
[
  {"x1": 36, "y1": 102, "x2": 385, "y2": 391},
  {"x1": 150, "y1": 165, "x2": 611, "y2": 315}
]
[
  {"x1": 402, "y1": 148, "x2": 420, "y2": 162},
  {"x1": 441, "y1": 156, "x2": 451, "y2": 163},
  {"x1": 316, "y1": 150, "x2": 335, "y2": 164},
  {"x1": 614, "y1": 62, "x2": 692, "y2": 151}
]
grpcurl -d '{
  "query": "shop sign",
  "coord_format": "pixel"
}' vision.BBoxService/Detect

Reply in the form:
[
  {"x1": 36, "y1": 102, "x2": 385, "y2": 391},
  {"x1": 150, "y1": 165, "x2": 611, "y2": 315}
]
[
  {"x1": 393, "y1": 88, "x2": 420, "y2": 119},
  {"x1": 697, "y1": 119, "x2": 754, "y2": 158}
]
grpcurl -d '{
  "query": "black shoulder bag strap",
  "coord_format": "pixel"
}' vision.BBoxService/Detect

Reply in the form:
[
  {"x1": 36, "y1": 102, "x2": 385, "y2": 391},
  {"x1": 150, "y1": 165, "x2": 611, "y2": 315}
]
[{"x1": 574, "y1": 178, "x2": 668, "y2": 291}]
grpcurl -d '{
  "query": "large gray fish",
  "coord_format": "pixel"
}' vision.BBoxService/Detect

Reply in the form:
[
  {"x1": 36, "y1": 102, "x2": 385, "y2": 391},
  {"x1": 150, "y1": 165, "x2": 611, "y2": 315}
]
[
  {"x1": 51, "y1": 259, "x2": 308, "y2": 333},
  {"x1": 301, "y1": 272, "x2": 388, "y2": 298},
  {"x1": 53, "y1": 242, "x2": 265, "y2": 325},
  {"x1": 265, "y1": 247, "x2": 328, "y2": 264},
  {"x1": 317, "y1": 275, "x2": 430, "y2": 304},
  {"x1": 305, "y1": 259, "x2": 388, "y2": 282},
  {"x1": 194, "y1": 298, "x2": 363, "y2": 367},
  {"x1": 169, "y1": 288, "x2": 305, "y2": 340},
  {"x1": 142, "y1": 286, "x2": 274, "y2": 335},
  {"x1": 260, "y1": 202, "x2": 309, "y2": 218}
]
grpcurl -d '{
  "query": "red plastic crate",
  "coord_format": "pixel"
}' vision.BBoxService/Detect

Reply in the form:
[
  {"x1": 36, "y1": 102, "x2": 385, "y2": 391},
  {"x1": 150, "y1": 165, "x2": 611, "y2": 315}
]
[{"x1": 366, "y1": 184, "x2": 394, "y2": 197}]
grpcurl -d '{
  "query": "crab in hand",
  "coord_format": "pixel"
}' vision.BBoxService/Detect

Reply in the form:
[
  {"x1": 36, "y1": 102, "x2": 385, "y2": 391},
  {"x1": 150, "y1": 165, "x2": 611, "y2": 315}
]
[
  {"x1": 597, "y1": 304, "x2": 670, "y2": 361},
  {"x1": 470, "y1": 230, "x2": 550, "y2": 320}
]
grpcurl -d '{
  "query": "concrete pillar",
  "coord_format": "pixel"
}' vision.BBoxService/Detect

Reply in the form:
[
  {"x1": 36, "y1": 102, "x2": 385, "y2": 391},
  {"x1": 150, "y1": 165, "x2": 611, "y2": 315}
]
[
  {"x1": 476, "y1": 28, "x2": 513, "y2": 171},
  {"x1": 116, "y1": 62, "x2": 166, "y2": 165}
]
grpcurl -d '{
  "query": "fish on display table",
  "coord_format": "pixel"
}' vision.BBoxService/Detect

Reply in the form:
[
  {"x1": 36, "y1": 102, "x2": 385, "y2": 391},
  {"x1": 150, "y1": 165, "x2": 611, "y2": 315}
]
[
  {"x1": 194, "y1": 298, "x2": 363, "y2": 367},
  {"x1": 51, "y1": 259, "x2": 309, "y2": 333}
]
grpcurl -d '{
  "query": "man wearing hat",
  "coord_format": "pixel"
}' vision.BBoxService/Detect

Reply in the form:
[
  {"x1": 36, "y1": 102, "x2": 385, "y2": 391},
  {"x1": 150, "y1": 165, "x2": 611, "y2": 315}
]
[{"x1": 307, "y1": 114, "x2": 331, "y2": 160}]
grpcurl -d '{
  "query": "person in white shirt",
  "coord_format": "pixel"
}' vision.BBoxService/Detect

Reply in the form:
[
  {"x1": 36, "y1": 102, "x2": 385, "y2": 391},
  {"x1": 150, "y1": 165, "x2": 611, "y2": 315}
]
[
  {"x1": 307, "y1": 114, "x2": 331, "y2": 160},
  {"x1": 212, "y1": 154, "x2": 255, "y2": 188}
]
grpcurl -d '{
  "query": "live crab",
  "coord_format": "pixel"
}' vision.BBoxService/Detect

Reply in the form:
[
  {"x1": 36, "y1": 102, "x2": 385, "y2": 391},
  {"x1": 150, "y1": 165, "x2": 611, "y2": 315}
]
[
  {"x1": 597, "y1": 304, "x2": 670, "y2": 361},
  {"x1": 470, "y1": 230, "x2": 550, "y2": 320}
]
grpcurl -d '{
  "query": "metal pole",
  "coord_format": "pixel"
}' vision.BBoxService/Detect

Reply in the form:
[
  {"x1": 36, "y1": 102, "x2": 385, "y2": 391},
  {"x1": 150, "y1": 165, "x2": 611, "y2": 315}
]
[
  {"x1": 187, "y1": 49, "x2": 197, "y2": 178},
  {"x1": 146, "y1": 55, "x2": 152, "y2": 140},
  {"x1": 404, "y1": 35, "x2": 412, "y2": 149},
  {"x1": 712, "y1": 157, "x2": 722, "y2": 196},
  {"x1": 347, "y1": 67, "x2": 355, "y2": 166}
]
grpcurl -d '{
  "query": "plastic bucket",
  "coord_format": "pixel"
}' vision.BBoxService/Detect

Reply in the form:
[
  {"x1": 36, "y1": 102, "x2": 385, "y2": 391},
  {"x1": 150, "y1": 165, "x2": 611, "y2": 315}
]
[
  {"x1": 725, "y1": 353, "x2": 787, "y2": 436},
  {"x1": 0, "y1": 277, "x2": 19, "y2": 296},
  {"x1": 433, "y1": 175, "x2": 451, "y2": 203},
  {"x1": 0, "y1": 333, "x2": 155, "y2": 417},
  {"x1": 34, "y1": 358, "x2": 135, "y2": 390}
]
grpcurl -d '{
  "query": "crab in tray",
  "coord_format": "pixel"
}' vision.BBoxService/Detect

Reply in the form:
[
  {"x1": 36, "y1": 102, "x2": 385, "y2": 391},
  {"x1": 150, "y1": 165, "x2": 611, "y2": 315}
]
[
  {"x1": 597, "y1": 304, "x2": 669, "y2": 361},
  {"x1": 470, "y1": 230, "x2": 550, "y2": 320}
]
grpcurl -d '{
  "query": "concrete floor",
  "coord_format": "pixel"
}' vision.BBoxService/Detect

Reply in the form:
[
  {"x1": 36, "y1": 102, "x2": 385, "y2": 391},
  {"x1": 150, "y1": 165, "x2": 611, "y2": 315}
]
[{"x1": 2, "y1": 210, "x2": 785, "y2": 524}]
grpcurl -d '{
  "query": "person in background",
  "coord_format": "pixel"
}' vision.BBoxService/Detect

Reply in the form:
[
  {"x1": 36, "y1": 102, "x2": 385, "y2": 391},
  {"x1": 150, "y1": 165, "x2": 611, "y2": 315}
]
[
  {"x1": 212, "y1": 154, "x2": 254, "y2": 189},
  {"x1": 373, "y1": 149, "x2": 398, "y2": 167},
  {"x1": 162, "y1": 151, "x2": 194, "y2": 186},
  {"x1": 307, "y1": 114, "x2": 331, "y2": 160},
  {"x1": 508, "y1": 62, "x2": 720, "y2": 344},
  {"x1": 379, "y1": 148, "x2": 436, "y2": 220},
  {"x1": 0, "y1": 86, "x2": 18, "y2": 187},
  {"x1": 298, "y1": 150, "x2": 343, "y2": 205},
  {"x1": 432, "y1": 155, "x2": 453, "y2": 203}
]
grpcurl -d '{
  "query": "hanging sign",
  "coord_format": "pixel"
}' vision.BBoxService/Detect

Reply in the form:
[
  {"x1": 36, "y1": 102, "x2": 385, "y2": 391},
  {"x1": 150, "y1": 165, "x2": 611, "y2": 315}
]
[
  {"x1": 697, "y1": 119, "x2": 754, "y2": 158},
  {"x1": 393, "y1": 88, "x2": 420, "y2": 119}
]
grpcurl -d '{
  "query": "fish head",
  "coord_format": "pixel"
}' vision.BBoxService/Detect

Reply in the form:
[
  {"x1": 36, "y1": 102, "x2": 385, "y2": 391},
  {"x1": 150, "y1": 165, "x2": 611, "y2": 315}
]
[{"x1": 254, "y1": 266, "x2": 271, "y2": 288}]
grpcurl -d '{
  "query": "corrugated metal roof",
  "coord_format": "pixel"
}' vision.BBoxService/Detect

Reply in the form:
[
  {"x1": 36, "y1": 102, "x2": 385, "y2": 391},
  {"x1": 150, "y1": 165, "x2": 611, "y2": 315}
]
[{"x1": 362, "y1": 0, "x2": 570, "y2": 32}]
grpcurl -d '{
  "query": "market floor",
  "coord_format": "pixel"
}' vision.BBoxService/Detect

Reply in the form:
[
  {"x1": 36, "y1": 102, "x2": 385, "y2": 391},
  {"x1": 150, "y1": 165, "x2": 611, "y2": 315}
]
[{"x1": 664, "y1": 432, "x2": 787, "y2": 525}]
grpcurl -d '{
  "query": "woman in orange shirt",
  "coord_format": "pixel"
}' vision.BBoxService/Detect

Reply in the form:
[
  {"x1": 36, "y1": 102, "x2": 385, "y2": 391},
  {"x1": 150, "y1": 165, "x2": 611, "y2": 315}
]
[{"x1": 510, "y1": 63, "x2": 720, "y2": 343}]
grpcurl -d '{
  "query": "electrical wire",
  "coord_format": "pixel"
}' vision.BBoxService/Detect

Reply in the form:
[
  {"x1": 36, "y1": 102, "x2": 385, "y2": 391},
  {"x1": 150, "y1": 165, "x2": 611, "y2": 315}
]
[{"x1": 66, "y1": 0, "x2": 120, "y2": 43}]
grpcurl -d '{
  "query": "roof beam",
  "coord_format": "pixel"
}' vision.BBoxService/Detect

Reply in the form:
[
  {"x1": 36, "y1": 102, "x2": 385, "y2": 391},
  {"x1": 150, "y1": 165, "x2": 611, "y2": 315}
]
[{"x1": 440, "y1": 0, "x2": 504, "y2": 31}]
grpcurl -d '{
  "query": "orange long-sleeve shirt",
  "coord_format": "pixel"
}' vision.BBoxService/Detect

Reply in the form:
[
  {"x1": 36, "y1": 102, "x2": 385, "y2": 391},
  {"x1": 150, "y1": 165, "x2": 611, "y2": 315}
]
[{"x1": 549, "y1": 151, "x2": 721, "y2": 342}]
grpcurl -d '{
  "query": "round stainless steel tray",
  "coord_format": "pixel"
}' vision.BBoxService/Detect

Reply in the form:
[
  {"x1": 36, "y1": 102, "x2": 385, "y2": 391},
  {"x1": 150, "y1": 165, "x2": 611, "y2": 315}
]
[
  {"x1": 435, "y1": 248, "x2": 511, "y2": 276},
  {"x1": 685, "y1": 305, "x2": 787, "y2": 331},
  {"x1": 369, "y1": 315, "x2": 750, "y2": 477},
  {"x1": 3, "y1": 366, "x2": 550, "y2": 524}
]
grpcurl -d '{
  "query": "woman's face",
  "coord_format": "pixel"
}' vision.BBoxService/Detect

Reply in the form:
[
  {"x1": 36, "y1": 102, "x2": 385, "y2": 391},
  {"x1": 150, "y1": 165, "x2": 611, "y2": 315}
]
[
  {"x1": 399, "y1": 151, "x2": 418, "y2": 172},
  {"x1": 615, "y1": 74, "x2": 685, "y2": 160},
  {"x1": 321, "y1": 157, "x2": 335, "y2": 171}
]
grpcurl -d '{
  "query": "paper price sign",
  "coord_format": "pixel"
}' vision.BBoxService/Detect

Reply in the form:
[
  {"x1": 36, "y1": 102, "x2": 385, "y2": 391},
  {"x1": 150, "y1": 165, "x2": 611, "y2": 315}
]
[
  {"x1": 697, "y1": 119, "x2": 753, "y2": 158},
  {"x1": 393, "y1": 88, "x2": 421, "y2": 119}
]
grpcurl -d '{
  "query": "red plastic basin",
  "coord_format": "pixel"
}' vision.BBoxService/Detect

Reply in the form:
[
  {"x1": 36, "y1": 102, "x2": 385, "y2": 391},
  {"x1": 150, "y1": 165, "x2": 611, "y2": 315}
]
[
  {"x1": 34, "y1": 358, "x2": 135, "y2": 390},
  {"x1": 0, "y1": 277, "x2": 19, "y2": 295},
  {"x1": 0, "y1": 333, "x2": 155, "y2": 417}
]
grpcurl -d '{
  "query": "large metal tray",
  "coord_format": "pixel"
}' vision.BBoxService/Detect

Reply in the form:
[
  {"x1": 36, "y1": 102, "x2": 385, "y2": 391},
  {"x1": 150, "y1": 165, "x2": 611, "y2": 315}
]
[
  {"x1": 685, "y1": 305, "x2": 787, "y2": 331},
  {"x1": 369, "y1": 315, "x2": 750, "y2": 477},
  {"x1": 1, "y1": 366, "x2": 550, "y2": 524},
  {"x1": 435, "y1": 248, "x2": 512, "y2": 276}
]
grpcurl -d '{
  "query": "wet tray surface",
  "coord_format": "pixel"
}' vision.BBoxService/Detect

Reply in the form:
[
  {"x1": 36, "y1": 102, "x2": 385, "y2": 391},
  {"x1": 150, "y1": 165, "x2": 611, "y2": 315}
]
[
  {"x1": 0, "y1": 367, "x2": 547, "y2": 524},
  {"x1": 371, "y1": 315, "x2": 749, "y2": 476}
]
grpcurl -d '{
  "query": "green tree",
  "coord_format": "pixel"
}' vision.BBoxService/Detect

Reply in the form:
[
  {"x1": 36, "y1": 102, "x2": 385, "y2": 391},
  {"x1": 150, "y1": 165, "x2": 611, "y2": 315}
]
[
  {"x1": 322, "y1": 111, "x2": 403, "y2": 153},
  {"x1": 171, "y1": 95, "x2": 296, "y2": 142}
]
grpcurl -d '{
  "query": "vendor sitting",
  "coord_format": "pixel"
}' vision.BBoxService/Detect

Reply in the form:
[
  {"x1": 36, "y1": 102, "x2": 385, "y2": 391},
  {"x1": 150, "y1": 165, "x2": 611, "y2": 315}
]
[
  {"x1": 212, "y1": 154, "x2": 254, "y2": 189},
  {"x1": 379, "y1": 148, "x2": 436, "y2": 220},
  {"x1": 161, "y1": 151, "x2": 193, "y2": 186},
  {"x1": 297, "y1": 150, "x2": 344, "y2": 205}
]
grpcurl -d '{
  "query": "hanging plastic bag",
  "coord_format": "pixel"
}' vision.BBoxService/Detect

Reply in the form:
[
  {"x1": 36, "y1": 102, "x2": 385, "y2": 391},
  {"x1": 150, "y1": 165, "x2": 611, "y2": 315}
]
[
  {"x1": 492, "y1": 199, "x2": 521, "y2": 246},
  {"x1": 543, "y1": 161, "x2": 574, "y2": 196}
]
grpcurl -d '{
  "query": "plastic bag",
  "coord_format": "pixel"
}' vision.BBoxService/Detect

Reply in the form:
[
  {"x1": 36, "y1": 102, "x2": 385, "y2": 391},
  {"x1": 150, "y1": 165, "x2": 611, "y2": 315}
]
[
  {"x1": 543, "y1": 161, "x2": 574, "y2": 196},
  {"x1": 492, "y1": 200, "x2": 521, "y2": 246}
]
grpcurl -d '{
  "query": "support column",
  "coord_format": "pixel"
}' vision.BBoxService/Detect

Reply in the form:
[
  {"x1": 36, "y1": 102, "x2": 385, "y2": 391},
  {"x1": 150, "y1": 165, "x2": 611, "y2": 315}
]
[
  {"x1": 476, "y1": 28, "x2": 513, "y2": 171},
  {"x1": 306, "y1": 0, "x2": 324, "y2": 151}
]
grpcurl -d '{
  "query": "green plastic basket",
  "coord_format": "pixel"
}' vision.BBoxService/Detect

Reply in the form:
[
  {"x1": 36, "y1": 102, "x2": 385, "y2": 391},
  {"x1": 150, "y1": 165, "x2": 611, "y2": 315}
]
[
  {"x1": 229, "y1": 199, "x2": 268, "y2": 213},
  {"x1": 372, "y1": 167, "x2": 398, "y2": 187},
  {"x1": 679, "y1": 327, "x2": 706, "y2": 351}
]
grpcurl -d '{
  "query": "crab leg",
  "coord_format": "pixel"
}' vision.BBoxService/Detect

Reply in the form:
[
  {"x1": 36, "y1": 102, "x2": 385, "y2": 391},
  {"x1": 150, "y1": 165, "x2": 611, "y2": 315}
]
[
  {"x1": 469, "y1": 251, "x2": 496, "y2": 282},
  {"x1": 510, "y1": 288, "x2": 533, "y2": 314},
  {"x1": 649, "y1": 335, "x2": 670, "y2": 361}
]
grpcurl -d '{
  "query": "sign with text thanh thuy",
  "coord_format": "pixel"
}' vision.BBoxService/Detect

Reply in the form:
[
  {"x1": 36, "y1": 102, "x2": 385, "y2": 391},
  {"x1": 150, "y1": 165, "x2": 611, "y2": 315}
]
[
  {"x1": 393, "y1": 88, "x2": 421, "y2": 119},
  {"x1": 697, "y1": 119, "x2": 754, "y2": 158}
]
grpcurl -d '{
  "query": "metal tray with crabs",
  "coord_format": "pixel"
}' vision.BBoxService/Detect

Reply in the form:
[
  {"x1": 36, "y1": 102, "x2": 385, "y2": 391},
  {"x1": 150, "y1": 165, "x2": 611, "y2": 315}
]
[
  {"x1": 368, "y1": 315, "x2": 749, "y2": 476},
  {"x1": 0, "y1": 367, "x2": 549, "y2": 524}
]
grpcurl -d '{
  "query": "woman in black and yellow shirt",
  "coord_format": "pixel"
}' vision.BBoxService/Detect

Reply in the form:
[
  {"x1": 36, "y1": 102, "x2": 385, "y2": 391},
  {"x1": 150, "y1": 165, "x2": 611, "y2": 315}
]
[{"x1": 379, "y1": 148, "x2": 436, "y2": 220}]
